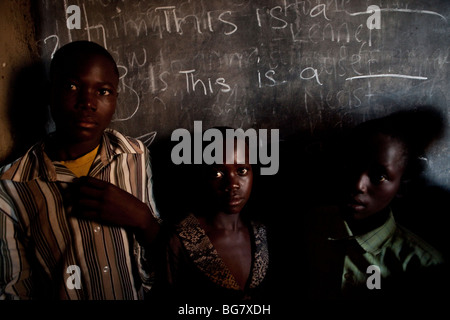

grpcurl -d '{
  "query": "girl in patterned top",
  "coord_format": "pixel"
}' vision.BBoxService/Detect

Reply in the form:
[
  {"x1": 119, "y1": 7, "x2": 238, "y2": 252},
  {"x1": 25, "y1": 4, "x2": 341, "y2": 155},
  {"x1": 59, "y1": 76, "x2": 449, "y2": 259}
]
[{"x1": 159, "y1": 128, "x2": 270, "y2": 303}]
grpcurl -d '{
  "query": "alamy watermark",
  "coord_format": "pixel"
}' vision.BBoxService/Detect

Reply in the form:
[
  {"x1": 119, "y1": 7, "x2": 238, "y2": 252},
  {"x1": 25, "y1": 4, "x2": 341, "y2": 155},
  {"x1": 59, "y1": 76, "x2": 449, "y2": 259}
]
[
  {"x1": 171, "y1": 121, "x2": 279, "y2": 176},
  {"x1": 66, "y1": 5, "x2": 81, "y2": 30},
  {"x1": 66, "y1": 265, "x2": 81, "y2": 290},
  {"x1": 366, "y1": 265, "x2": 381, "y2": 290}
]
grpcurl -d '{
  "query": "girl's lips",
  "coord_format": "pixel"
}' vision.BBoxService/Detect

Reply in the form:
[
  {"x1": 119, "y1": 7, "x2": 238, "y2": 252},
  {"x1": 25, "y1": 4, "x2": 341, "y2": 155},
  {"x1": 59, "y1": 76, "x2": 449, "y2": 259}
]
[{"x1": 228, "y1": 196, "x2": 243, "y2": 206}]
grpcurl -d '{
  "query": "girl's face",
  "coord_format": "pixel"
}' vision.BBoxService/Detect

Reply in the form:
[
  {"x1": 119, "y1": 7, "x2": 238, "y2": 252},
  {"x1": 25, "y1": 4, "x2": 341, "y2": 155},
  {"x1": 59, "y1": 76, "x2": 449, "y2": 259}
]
[
  {"x1": 342, "y1": 133, "x2": 407, "y2": 220},
  {"x1": 204, "y1": 142, "x2": 253, "y2": 215}
]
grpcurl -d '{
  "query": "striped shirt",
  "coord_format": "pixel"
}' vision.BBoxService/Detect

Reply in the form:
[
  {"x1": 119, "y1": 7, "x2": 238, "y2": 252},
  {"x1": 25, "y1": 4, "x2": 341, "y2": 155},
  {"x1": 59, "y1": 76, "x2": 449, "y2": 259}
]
[{"x1": 0, "y1": 129, "x2": 160, "y2": 300}]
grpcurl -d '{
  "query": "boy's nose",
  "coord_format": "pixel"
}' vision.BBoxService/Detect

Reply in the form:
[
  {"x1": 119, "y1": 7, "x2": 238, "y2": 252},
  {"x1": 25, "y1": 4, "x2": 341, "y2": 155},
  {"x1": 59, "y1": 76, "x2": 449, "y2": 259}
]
[
  {"x1": 77, "y1": 90, "x2": 96, "y2": 110},
  {"x1": 355, "y1": 172, "x2": 370, "y2": 193}
]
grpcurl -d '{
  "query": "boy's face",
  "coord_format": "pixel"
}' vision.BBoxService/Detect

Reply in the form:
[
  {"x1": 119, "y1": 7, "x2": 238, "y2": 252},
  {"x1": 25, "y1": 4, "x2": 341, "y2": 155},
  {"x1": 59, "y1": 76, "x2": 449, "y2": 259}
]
[
  {"x1": 50, "y1": 54, "x2": 119, "y2": 146},
  {"x1": 204, "y1": 142, "x2": 253, "y2": 215},
  {"x1": 342, "y1": 133, "x2": 406, "y2": 220}
]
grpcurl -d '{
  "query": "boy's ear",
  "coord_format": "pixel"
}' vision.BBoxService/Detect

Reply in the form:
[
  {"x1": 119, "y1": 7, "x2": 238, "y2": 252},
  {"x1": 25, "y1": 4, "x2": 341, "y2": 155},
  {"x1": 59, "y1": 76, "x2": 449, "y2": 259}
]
[
  {"x1": 397, "y1": 156, "x2": 428, "y2": 198},
  {"x1": 396, "y1": 179, "x2": 411, "y2": 199},
  {"x1": 404, "y1": 155, "x2": 427, "y2": 181}
]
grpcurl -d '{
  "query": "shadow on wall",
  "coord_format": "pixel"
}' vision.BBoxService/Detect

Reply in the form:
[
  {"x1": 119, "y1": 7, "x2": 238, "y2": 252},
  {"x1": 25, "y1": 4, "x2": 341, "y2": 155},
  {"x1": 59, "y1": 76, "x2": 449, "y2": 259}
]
[
  {"x1": 3, "y1": 61, "x2": 50, "y2": 165},
  {"x1": 150, "y1": 104, "x2": 449, "y2": 231},
  {"x1": 302, "y1": 106, "x2": 448, "y2": 204}
]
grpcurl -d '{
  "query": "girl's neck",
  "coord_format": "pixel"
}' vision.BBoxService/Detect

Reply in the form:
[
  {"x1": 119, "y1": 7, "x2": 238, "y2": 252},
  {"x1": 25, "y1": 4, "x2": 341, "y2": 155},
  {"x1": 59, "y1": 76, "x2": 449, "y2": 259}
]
[{"x1": 201, "y1": 212, "x2": 245, "y2": 232}]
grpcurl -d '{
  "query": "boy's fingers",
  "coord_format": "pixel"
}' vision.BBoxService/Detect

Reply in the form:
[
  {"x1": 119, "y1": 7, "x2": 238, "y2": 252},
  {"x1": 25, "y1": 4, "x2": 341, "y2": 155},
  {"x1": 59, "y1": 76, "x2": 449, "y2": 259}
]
[
  {"x1": 77, "y1": 185, "x2": 104, "y2": 199},
  {"x1": 76, "y1": 198, "x2": 102, "y2": 212},
  {"x1": 74, "y1": 176, "x2": 108, "y2": 190},
  {"x1": 72, "y1": 198, "x2": 104, "y2": 221},
  {"x1": 73, "y1": 176, "x2": 111, "y2": 200},
  {"x1": 75, "y1": 209, "x2": 100, "y2": 220}
]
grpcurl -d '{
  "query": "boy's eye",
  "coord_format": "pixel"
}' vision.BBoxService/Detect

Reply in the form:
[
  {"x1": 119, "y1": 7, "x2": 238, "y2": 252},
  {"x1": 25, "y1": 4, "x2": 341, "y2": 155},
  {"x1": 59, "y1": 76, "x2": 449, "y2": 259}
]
[
  {"x1": 371, "y1": 173, "x2": 388, "y2": 184},
  {"x1": 213, "y1": 171, "x2": 224, "y2": 179},
  {"x1": 68, "y1": 83, "x2": 77, "y2": 91}
]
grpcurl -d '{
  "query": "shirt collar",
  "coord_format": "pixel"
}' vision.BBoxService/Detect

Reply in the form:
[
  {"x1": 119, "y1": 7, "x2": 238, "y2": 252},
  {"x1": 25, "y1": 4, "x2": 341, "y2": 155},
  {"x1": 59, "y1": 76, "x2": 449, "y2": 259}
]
[
  {"x1": 100, "y1": 128, "x2": 143, "y2": 163},
  {"x1": 343, "y1": 210, "x2": 397, "y2": 254},
  {"x1": 1, "y1": 129, "x2": 142, "y2": 183}
]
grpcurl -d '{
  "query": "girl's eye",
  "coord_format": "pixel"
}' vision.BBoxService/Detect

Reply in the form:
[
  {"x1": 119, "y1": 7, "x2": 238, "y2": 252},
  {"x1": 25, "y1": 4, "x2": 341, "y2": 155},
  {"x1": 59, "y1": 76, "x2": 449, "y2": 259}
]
[
  {"x1": 237, "y1": 167, "x2": 249, "y2": 176},
  {"x1": 68, "y1": 83, "x2": 77, "y2": 91},
  {"x1": 99, "y1": 88, "x2": 112, "y2": 96}
]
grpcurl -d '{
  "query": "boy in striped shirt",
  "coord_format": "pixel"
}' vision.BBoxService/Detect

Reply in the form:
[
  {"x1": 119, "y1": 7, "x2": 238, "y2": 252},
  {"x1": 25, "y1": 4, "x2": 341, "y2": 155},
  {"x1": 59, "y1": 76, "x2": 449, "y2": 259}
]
[{"x1": 0, "y1": 41, "x2": 160, "y2": 300}]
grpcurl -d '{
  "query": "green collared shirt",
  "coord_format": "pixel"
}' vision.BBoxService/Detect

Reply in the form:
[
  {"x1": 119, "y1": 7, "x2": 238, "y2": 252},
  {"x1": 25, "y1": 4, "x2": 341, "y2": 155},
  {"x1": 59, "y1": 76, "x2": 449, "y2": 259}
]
[{"x1": 338, "y1": 211, "x2": 443, "y2": 293}]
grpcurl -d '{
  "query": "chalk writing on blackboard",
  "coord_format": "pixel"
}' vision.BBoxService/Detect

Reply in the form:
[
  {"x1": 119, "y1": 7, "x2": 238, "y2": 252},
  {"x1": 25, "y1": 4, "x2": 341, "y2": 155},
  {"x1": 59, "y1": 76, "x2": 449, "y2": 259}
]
[
  {"x1": 36, "y1": 1, "x2": 449, "y2": 140},
  {"x1": 30, "y1": 0, "x2": 450, "y2": 188}
]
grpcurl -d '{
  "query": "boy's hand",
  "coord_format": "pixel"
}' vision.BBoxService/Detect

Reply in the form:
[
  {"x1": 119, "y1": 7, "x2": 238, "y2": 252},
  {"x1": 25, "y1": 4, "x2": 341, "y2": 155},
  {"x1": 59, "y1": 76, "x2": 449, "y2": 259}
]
[{"x1": 71, "y1": 176, "x2": 159, "y2": 245}]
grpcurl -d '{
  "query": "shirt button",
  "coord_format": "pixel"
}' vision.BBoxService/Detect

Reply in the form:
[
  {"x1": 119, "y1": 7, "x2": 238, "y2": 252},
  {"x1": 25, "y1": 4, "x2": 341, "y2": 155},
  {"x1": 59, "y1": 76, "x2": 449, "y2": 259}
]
[
  {"x1": 94, "y1": 225, "x2": 101, "y2": 233},
  {"x1": 103, "y1": 266, "x2": 110, "y2": 273}
]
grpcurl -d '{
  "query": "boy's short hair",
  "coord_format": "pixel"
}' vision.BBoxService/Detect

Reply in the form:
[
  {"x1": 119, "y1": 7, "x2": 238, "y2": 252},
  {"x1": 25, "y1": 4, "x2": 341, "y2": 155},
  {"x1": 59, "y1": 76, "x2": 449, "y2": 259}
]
[
  {"x1": 346, "y1": 108, "x2": 444, "y2": 180},
  {"x1": 350, "y1": 117, "x2": 409, "y2": 168},
  {"x1": 49, "y1": 41, "x2": 119, "y2": 80}
]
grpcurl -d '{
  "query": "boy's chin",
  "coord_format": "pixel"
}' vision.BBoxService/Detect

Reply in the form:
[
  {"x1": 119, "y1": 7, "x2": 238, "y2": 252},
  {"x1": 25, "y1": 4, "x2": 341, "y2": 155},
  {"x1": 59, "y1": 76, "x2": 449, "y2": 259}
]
[
  {"x1": 65, "y1": 130, "x2": 103, "y2": 146},
  {"x1": 348, "y1": 211, "x2": 373, "y2": 221},
  {"x1": 341, "y1": 206, "x2": 373, "y2": 221}
]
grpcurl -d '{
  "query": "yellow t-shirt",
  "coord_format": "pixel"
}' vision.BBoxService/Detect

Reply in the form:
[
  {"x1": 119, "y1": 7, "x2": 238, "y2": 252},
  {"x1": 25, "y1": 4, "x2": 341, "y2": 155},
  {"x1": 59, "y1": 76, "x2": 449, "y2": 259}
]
[{"x1": 60, "y1": 145, "x2": 99, "y2": 177}]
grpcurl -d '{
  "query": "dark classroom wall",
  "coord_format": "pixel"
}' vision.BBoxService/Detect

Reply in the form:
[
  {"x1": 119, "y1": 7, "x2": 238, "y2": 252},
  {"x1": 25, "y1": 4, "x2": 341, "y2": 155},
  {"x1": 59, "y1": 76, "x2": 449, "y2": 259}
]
[
  {"x1": 32, "y1": 0, "x2": 449, "y2": 188},
  {"x1": 1, "y1": 0, "x2": 449, "y2": 307}
]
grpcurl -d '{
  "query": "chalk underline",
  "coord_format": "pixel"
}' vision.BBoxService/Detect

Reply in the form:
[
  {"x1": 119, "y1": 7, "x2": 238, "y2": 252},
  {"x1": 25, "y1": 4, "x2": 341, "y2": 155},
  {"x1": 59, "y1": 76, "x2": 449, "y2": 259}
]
[
  {"x1": 348, "y1": 8, "x2": 447, "y2": 22},
  {"x1": 346, "y1": 74, "x2": 428, "y2": 81}
]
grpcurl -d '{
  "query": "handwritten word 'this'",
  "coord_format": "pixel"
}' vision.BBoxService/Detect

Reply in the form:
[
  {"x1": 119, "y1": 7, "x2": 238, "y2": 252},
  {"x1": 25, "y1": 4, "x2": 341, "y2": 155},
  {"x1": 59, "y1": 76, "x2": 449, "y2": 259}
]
[{"x1": 65, "y1": 4, "x2": 381, "y2": 32}]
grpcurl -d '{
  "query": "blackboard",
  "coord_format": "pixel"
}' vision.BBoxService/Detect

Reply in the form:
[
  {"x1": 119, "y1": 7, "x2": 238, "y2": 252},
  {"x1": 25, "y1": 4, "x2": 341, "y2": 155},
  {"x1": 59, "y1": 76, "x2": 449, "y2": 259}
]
[
  {"x1": 33, "y1": 0, "x2": 449, "y2": 187},
  {"x1": 24, "y1": 0, "x2": 450, "y2": 306}
]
